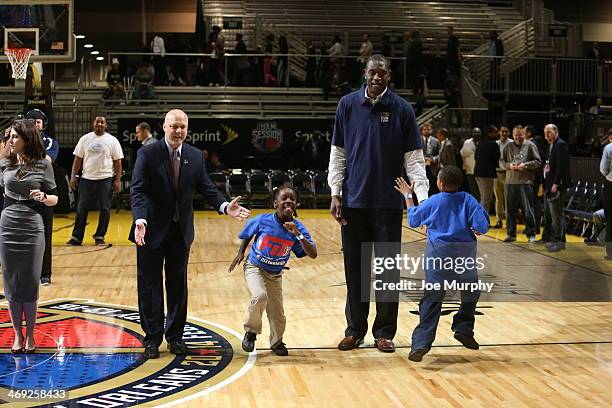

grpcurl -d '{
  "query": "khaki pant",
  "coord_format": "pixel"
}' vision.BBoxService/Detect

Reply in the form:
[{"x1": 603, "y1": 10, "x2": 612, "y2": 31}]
[
  {"x1": 476, "y1": 177, "x2": 495, "y2": 215},
  {"x1": 494, "y1": 171, "x2": 506, "y2": 222},
  {"x1": 243, "y1": 261, "x2": 286, "y2": 347}
]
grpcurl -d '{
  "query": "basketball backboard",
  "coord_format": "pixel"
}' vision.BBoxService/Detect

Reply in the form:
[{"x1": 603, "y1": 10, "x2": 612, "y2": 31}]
[{"x1": 0, "y1": 0, "x2": 74, "y2": 63}]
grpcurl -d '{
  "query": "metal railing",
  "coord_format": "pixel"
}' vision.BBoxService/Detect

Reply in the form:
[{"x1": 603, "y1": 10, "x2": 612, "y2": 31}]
[
  {"x1": 462, "y1": 55, "x2": 608, "y2": 96},
  {"x1": 107, "y1": 51, "x2": 412, "y2": 89},
  {"x1": 466, "y1": 18, "x2": 536, "y2": 85}
]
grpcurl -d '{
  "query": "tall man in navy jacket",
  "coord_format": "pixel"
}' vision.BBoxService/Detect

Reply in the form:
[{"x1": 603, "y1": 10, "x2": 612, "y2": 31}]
[
  {"x1": 130, "y1": 109, "x2": 250, "y2": 359},
  {"x1": 542, "y1": 123, "x2": 570, "y2": 252},
  {"x1": 328, "y1": 55, "x2": 429, "y2": 353}
]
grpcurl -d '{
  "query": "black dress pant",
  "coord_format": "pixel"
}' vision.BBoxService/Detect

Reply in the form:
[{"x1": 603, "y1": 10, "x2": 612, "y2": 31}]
[
  {"x1": 41, "y1": 206, "x2": 53, "y2": 279},
  {"x1": 341, "y1": 207, "x2": 402, "y2": 340},
  {"x1": 137, "y1": 222, "x2": 189, "y2": 346},
  {"x1": 604, "y1": 180, "x2": 612, "y2": 257}
]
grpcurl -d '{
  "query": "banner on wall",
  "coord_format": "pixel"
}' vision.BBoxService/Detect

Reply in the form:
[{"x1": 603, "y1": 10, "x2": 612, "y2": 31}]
[{"x1": 117, "y1": 118, "x2": 333, "y2": 170}]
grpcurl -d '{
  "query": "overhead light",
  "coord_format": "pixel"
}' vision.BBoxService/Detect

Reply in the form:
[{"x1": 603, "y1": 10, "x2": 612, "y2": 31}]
[
  {"x1": 83, "y1": 44, "x2": 93, "y2": 48},
  {"x1": 75, "y1": 34, "x2": 85, "y2": 39},
  {"x1": 96, "y1": 56, "x2": 104, "y2": 61},
  {"x1": 90, "y1": 50, "x2": 99, "y2": 55}
]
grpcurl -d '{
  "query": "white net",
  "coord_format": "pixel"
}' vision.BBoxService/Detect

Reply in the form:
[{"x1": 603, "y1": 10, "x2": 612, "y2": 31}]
[{"x1": 5, "y1": 48, "x2": 33, "y2": 79}]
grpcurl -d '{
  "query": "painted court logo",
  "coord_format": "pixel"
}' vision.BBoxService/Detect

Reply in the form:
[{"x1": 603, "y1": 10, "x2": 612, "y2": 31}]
[{"x1": 0, "y1": 299, "x2": 254, "y2": 406}]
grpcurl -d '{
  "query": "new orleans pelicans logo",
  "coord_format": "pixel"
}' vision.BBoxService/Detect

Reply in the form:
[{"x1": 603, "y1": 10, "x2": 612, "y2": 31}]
[{"x1": 0, "y1": 299, "x2": 254, "y2": 406}]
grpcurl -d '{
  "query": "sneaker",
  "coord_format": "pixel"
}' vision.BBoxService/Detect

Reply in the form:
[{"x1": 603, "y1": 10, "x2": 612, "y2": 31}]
[
  {"x1": 492, "y1": 221, "x2": 503, "y2": 229},
  {"x1": 503, "y1": 236, "x2": 516, "y2": 243},
  {"x1": 40, "y1": 277, "x2": 51, "y2": 286},
  {"x1": 408, "y1": 348, "x2": 430, "y2": 362},
  {"x1": 271, "y1": 341, "x2": 289, "y2": 356},
  {"x1": 95, "y1": 239, "x2": 106, "y2": 246},
  {"x1": 66, "y1": 238, "x2": 81, "y2": 246},
  {"x1": 528, "y1": 236, "x2": 536, "y2": 243},
  {"x1": 454, "y1": 332, "x2": 479, "y2": 350},
  {"x1": 242, "y1": 332, "x2": 256, "y2": 352}
]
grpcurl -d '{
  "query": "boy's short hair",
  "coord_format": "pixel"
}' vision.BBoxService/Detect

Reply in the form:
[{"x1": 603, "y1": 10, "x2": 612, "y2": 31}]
[{"x1": 438, "y1": 165, "x2": 463, "y2": 191}]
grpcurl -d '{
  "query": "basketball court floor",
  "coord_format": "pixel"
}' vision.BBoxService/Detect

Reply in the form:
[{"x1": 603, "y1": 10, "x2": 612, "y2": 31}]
[{"x1": 0, "y1": 210, "x2": 610, "y2": 407}]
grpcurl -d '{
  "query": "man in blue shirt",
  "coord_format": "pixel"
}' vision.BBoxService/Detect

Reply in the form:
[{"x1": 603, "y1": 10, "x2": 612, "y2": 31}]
[
  {"x1": 600, "y1": 128, "x2": 612, "y2": 260},
  {"x1": 26, "y1": 109, "x2": 59, "y2": 163},
  {"x1": 328, "y1": 54, "x2": 429, "y2": 353},
  {"x1": 26, "y1": 109, "x2": 59, "y2": 286}
]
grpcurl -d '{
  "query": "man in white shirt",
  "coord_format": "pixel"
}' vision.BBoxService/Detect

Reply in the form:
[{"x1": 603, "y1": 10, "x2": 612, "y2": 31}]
[
  {"x1": 67, "y1": 117, "x2": 124, "y2": 246},
  {"x1": 461, "y1": 127, "x2": 481, "y2": 201}
]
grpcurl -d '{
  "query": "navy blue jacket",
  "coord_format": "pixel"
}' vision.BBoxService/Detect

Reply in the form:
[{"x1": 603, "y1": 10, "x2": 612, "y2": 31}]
[{"x1": 129, "y1": 139, "x2": 225, "y2": 249}]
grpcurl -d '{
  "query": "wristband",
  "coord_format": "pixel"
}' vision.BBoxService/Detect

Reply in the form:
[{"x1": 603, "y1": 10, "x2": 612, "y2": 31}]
[
  {"x1": 403, "y1": 193, "x2": 413, "y2": 200},
  {"x1": 296, "y1": 234, "x2": 305, "y2": 241}
]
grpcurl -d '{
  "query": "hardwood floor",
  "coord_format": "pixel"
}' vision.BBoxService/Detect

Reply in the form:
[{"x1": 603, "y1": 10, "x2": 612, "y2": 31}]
[{"x1": 0, "y1": 210, "x2": 610, "y2": 407}]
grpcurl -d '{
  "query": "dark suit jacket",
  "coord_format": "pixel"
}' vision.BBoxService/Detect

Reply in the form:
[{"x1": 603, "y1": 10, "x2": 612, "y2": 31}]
[
  {"x1": 129, "y1": 139, "x2": 226, "y2": 249},
  {"x1": 544, "y1": 137, "x2": 571, "y2": 193},
  {"x1": 436, "y1": 139, "x2": 456, "y2": 168},
  {"x1": 474, "y1": 138, "x2": 500, "y2": 178}
]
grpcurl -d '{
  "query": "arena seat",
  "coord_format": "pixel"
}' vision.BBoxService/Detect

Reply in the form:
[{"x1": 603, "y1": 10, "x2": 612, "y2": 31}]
[{"x1": 291, "y1": 171, "x2": 315, "y2": 209}]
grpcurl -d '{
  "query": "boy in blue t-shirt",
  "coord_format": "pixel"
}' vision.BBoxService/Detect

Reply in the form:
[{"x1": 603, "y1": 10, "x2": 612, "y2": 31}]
[
  {"x1": 394, "y1": 165, "x2": 489, "y2": 362},
  {"x1": 229, "y1": 186, "x2": 317, "y2": 356}
]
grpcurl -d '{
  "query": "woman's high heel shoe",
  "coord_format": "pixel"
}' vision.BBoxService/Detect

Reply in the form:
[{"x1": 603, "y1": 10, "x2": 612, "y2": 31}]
[
  {"x1": 11, "y1": 339, "x2": 24, "y2": 354},
  {"x1": 24, "y1": 338, "x2": 36, "y2": 354}
]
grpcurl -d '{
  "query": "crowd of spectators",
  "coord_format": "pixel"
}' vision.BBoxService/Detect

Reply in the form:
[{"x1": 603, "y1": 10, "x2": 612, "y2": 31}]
[
  {"x1": 420, "y1": 121, "x2": 577, "y2": 252},
  {"x1": 103, "y1": 26, "x2": 504, "y2": 103}
]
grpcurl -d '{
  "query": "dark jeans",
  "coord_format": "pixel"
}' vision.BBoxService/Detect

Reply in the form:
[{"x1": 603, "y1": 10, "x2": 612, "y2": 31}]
[
  {"x1": 543, "y1": 189, "x2": 566, "y2": 244},
  {"x1": 605, "y1": 180, "x2": 612, "y2": 256},
  {"x1": 137, "y1": 222, "x2": 189, "y2": 346},
  {"x1": 71, "y1": 177, "x2": 113, "y2": 243},
  {"x1": 505, "y1": 184, "x2": 536, "y2": 238},
  {"x1": 341, "y1": 207, "x2": 402, "y2": 340},
  {"x1": 411, "y1": 289, "x2": 480, "y2": 349}
]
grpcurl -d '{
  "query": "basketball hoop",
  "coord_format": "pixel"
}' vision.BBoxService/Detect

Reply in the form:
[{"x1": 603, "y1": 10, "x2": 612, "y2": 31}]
[{"x1": 5, "y1": 48, "x2": 33, "y2": 79}]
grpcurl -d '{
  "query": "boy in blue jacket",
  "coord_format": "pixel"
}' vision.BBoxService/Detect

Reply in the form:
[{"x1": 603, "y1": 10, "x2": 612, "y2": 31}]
[{"x1": 395, "y1": 165, "x2": 489, "y2": 362}]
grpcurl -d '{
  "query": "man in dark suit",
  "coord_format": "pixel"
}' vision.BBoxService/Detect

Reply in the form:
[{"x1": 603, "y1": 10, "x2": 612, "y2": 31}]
[
  {"x1": 542, "y1": 124, "x2": 570, "y2": 252},
  {"x1": 130, "y1": 109, "x2": 250, "y2": 359}
]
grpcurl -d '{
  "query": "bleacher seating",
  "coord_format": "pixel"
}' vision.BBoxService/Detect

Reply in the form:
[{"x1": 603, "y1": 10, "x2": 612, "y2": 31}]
[
  {"x1": 564, "y1": 181, "x2": 605, "y2": 238},
  {"x1": 191, "y1": 169, "x2": 330, "y2": 209},
  {"x1": 229, "y1": 0, "x2": 526, "y2": 54}
]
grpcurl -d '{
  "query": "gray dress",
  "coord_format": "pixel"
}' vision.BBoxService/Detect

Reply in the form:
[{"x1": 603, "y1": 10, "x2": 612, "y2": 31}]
[{"x1": 0, "y1": 159, "x2": 56, "y2": 302}]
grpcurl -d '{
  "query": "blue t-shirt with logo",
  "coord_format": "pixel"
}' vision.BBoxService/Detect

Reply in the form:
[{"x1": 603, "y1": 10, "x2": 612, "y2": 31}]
[{"x1": 239, "y1": 213, "x2": 314, "y2": 274}]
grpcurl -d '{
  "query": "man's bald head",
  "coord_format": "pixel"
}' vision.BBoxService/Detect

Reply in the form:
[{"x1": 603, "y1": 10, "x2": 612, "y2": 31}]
[
  {"x1": 165, "y1": 109, "x2": 188, "y2": 124},
  {"x1": 163, "y1": 109, "x2": 189, "y2": 150}
]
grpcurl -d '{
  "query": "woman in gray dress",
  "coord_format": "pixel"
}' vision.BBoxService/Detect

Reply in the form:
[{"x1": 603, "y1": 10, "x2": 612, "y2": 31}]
[{"x1": 1, "y1": 119, "x2": 57, "y2": 353}]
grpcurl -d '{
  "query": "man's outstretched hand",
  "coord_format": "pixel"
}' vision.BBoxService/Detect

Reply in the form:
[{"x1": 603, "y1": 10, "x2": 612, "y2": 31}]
[{"x1": 227, "y1": 196, "x2": 251, "y2": 221}]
